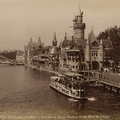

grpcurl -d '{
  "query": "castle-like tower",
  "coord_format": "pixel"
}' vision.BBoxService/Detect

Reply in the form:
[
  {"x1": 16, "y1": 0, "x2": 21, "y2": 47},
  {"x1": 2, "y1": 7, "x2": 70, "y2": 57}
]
[{"x1": 73, "y1": 8, "x2": 86, "y2": 40}]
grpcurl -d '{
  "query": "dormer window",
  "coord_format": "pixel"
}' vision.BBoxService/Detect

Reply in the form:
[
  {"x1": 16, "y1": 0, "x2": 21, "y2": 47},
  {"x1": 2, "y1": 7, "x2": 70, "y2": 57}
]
[{"x1": 92, "y1": 41, "x2": 99, "y2": 47}]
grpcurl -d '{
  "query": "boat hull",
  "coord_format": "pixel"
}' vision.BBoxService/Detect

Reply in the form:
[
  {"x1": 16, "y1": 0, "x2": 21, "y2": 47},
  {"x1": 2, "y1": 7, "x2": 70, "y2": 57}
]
[{"x1": 50, "y1": 84, "x2": 87, "y2": 100}]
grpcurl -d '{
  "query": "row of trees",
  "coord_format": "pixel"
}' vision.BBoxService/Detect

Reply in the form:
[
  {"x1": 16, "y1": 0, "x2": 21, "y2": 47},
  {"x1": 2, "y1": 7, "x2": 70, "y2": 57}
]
[{"x1": 97, "y1": 26, "x2": 120, "y2": 60}]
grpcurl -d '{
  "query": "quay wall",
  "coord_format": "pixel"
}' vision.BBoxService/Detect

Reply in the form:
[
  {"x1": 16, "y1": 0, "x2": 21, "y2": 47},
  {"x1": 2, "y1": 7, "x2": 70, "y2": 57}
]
[
  {"x1": 27, "y1": 64, "x2": 60, "y2": 75},
  {"x1": 99, "y1": 72, "x2": 120, "y2": 89},
  {"x1": 102, "y1": 72, "x2": 120, "y2": 82}
]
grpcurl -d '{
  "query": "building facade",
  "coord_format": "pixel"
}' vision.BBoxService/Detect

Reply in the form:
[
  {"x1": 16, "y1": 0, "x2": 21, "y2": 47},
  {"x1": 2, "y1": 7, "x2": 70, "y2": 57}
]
[
  {"x1": 24, "y1": 7, "x2": 113, "y2": 72},
  {"x1": 59, "y1": 8, "x2": 113, "y2": 72},
  {"x1": 24, "y1": 37, "x2": 45, "y2": 66},
  {"x1": 16, "y1": 51, "x2": 24, "y2": 64}
]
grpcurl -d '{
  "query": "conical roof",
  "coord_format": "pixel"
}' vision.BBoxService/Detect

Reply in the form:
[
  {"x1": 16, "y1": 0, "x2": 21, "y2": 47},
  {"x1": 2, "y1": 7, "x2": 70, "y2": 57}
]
[
  {"x1": 88, "y1": 30, "x2": 97, "y2": 44},
  {"x1": 53, "y1": 32, "x2": 57, "y2": 42}
]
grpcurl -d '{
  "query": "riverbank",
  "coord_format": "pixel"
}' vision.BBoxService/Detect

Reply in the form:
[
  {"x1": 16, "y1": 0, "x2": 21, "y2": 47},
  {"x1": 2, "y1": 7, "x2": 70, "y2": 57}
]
[
  {"x1": 27, "y1": 65, "x2": 60, "y2": 75},
  {"x1": 38, "y1": 67, "x2": 60, "y2": 75}
]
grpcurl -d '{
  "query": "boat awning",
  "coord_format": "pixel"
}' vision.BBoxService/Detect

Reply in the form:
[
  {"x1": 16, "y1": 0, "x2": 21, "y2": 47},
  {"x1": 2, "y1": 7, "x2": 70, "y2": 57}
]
[
  {"x1": 51, "y1": 76, "x2": 60, "y2": 79},
  {"x1": 116, "y1": 66, "x2": 120, "y2": 69},
  {"x1": 63, "y1": 72, "x2": 83, "y2": 77},
  {"x1": 108, "y1": 60, "x2": 114, "y2": 64},
  {"x1": 58, "y1": 74, "x2": 65, "y2": 77}
]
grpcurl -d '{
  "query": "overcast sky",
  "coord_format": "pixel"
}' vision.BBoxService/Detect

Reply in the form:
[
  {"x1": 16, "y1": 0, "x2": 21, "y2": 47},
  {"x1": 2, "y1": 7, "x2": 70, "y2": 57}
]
[{"x1": 0, "y1": 0, "x2": 120, "y2": 50}]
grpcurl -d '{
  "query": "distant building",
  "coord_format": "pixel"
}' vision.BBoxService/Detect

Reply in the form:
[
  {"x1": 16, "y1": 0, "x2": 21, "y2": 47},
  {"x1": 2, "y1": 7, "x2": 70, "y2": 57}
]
[
  {"x1": 49, "y1": 32, "x2": 59, "y2": 71},
  {"x1": 24, "y1": 37, "x2": 44, "y2": 66},
  {"x1": 24, "y1": 37, "x2": 52, "y2": 67},
  {"x1": 16, "y1": 51, "x2": 24, "y2": 64}
]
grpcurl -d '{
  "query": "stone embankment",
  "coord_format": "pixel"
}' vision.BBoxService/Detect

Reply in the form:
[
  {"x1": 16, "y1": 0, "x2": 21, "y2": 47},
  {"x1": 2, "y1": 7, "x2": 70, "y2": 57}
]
[{"x1": 27, "y1": 65, "x2": 60, "y2": 75}]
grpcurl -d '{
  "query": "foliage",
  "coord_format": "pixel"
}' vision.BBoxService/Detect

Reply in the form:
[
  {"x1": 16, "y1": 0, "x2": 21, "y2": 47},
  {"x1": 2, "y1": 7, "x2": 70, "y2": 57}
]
[
  {"x1": 97, "y1": 26, "x2": 120, "y2": 60},
  {"x1": 0, "y1": 51, "x2": 17, "y2": 60}
]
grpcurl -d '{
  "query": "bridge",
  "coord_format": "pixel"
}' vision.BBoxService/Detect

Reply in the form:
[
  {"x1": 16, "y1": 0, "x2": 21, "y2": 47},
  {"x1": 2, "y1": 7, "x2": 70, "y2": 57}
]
[{"x1": 0, "y1": 55, "x2": 17, "y2": 64}]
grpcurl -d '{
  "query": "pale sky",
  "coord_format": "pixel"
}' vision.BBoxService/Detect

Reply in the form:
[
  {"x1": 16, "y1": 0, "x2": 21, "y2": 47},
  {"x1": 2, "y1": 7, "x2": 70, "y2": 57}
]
[{"x1": 0, "y1": 0, "x2": 120, "y2": 50}]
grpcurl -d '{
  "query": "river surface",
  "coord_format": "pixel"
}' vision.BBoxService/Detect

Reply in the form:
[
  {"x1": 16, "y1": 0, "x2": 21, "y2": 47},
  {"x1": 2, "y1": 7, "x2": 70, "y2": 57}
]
[{"x1": 0, "y1": 65, "x2": 120, "y2": 120}]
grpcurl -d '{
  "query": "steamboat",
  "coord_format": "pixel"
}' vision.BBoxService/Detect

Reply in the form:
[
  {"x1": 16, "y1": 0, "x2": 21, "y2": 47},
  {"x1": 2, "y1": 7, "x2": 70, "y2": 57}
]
[{"x1": 50, "y1": 72, "x2": 89, "y2": 100}]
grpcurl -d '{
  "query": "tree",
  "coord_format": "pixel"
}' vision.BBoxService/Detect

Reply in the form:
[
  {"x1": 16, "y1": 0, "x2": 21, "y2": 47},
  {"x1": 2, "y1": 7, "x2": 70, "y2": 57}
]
[{"x1": 97, "y1": 26, "x2": 120, "y2": 60}]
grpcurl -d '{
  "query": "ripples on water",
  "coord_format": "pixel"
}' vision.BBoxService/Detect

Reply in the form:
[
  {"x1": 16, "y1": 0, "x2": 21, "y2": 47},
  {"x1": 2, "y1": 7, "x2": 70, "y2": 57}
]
[{"x1": 0, "y1": 65, "x2": 120, "y2": 120}]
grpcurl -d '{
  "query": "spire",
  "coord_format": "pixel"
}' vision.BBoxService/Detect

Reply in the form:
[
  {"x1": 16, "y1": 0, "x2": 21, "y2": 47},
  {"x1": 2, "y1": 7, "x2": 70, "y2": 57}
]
[
  {"x1": 38, "y1": 36, "x2": 41, "y2": 41},
  {"x1": 65, "y1": 32, "x2": 67, "y2": 40},
  {"x1": 52, "y1": 31, "x2": 57, "y2": 46},
  {"x1": 92, "y1": 25, "x2": 94, "y2": 32},
  {"x1": 60, "y1": 39, "x2": 63, "y2": 48},
  {"x1": 88, "y1": 29, "x2": 97, "y2": 43},
  {"x1": 38, "y1": 37, "x2": 41, "y2": 44},
  {"x1": 74, "y1": 12, "x2": 76, "y2": 20},
  {"x1": 86, "y1": 39, "x2": 89, "y2": 44},
  {"x1": 100, "y1": 39, "x2": 103, "y2": 45},
  {"x1": 53, "y1": 31, "x2": 57, "y2": 42},
  {"x1": 79, "y1": 3, "x2": 81, "y2": 14},
  {"x1": 78, "y1": 3, "x2": 83, "y2": 16},
  {"x1": 30, "y1": 37, "x2": 33, "y2": 43}
]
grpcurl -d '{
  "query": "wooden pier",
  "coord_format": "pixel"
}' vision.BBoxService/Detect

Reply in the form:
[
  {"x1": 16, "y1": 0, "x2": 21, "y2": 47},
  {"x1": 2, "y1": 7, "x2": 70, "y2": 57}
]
[
  {"x1": 81, "y1": 71, "x2": 120, "y2": 94},
  {"x1": 98, "y1": 72, "x2": 120, "y2": 94}
]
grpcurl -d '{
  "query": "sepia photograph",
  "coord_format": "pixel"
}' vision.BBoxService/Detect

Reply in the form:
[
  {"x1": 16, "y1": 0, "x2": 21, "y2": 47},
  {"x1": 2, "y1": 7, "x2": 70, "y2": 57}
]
[{"x1": 0, "y1": 0, "x2": 120, "y2": 120}]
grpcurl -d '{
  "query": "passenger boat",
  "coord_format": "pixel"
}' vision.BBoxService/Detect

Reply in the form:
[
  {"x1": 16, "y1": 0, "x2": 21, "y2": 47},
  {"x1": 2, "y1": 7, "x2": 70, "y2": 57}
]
[{"x1": 50, "y1": 72, "x2": 88, "y2": 100}]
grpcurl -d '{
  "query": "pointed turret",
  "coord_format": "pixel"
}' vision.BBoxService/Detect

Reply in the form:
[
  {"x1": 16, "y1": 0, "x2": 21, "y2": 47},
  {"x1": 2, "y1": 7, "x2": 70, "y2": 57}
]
[
  {"x1": 99, "y1": 39, "x2": 104, "y2": 62},
  {"x1": 51, "y1": 32, "x2": 57, "y2": 54},
  {"x1": 73, "y1": 12, "x2": 76, "y2": 20},
  {"x1": 85, "y1": 39, "x2": 90, "y2": 63},
  {"x1": 86, "y1": 38, "x2": 90, "y2": 44},
  {"x1": 28, "y1": 37, "x2": 33, "y2": 46},
  {"x1": 79, "y1": 3, "x2": 81, "y2": 14},
  {"x1": 52, "y1": 32, "x2": 57, "y2": 47},
  {"x1": 64, "y1": 32, "x2": 67, "y2": 40},
  {"x1": 38, "y1": 36, "x2": 42, "y2": 45},
  {"x1": 30, "y1": 37, "x2": 33, "y2": 43},
  {"x1": 53, "y1": 32, "x2": 57, "y2": 42},
  {"x1": 60, "y1": 40, "x2": 63, "y2": 51},
  {"x1": 100, "y1": 38, "x2": 103, "y2": 45},
  {"x1": 88, "y1": 29, "x2": 97, "y2": 44},
  {"x1": 78, "y1": 3, "x2": 83, "y2": 17},
  {"x1": 38, "y1": 36, "x2": 43, "y2": 48}
]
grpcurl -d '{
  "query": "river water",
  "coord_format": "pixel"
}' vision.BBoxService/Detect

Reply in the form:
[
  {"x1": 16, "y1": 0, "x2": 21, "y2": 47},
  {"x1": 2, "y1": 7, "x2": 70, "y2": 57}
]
[{"x1": 0, "y1": 65, "x2": 120, "y2": 120}]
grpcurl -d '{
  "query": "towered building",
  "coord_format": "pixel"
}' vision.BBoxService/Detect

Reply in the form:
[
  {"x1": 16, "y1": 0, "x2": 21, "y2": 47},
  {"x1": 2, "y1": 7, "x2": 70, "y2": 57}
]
[
  {"x1": 58, "y1": 7, "x2": 113, "y2": 72},
  {"x1": 24, "y1": 33, "x2": 58, "y2": 70},
  {"x1": 24, "y1": 6, "x2": 113, "y2": 72},
  {"x1": 24, "y1": 37, "x2": 45, "y2": 66}
]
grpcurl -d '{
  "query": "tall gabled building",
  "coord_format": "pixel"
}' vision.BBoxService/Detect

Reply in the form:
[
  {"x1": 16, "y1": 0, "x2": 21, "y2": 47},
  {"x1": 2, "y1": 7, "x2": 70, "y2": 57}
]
[
  {"x1": 24, "y1": 37, "x2": 44, "y2": 66},
  {"x1": 85, "y1": 30, "x2": 113, "y2": 71},
  {"x1": 85, "y1": 30, "x2": 104, "y2": 70},
  {"x1": 59, "y1": 6, "x2": 113, "y2": 72}
]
